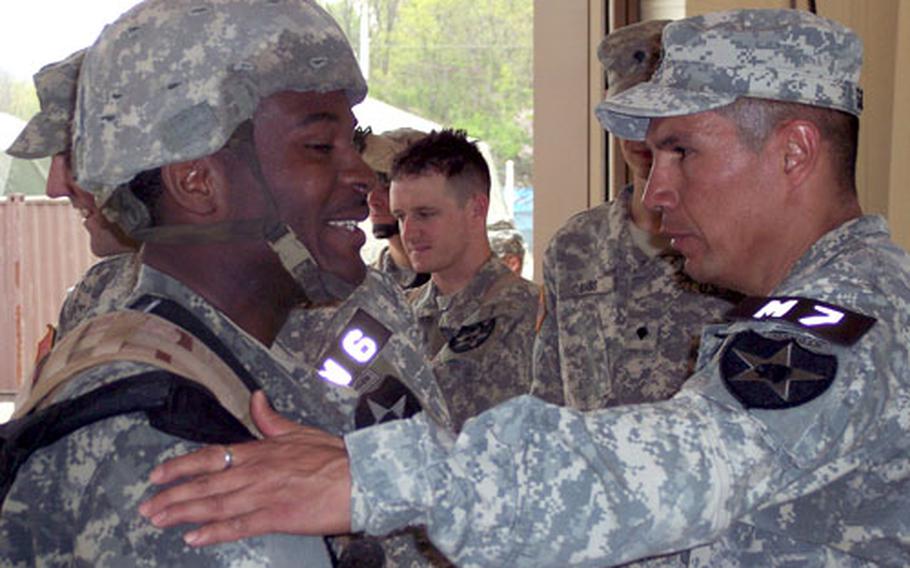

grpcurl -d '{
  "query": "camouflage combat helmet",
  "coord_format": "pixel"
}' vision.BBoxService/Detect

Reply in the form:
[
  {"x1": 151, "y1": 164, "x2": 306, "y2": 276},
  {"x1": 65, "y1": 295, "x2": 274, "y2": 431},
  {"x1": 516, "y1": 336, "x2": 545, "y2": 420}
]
[
  {"x1": 73, "y1": 0, "x2": 367, "y2": 301},
  {"x1": 598, "y1": 20, "x2": 669, "y2": 97},
  {"x1": 6, "y1": 49, "x2": 85, "y2": 160},
  {"x1": 596, "y1": 9, "x2": 864, "y2": 141},
  {"x1": 488, "y1": 219, "x2": 525, "y2": 258}
]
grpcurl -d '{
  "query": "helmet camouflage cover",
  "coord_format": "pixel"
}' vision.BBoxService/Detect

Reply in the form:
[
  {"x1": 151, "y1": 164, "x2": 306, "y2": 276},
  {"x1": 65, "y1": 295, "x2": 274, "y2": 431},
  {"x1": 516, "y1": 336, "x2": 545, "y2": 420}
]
[
  {"x1": 6, "y1": 49, "x2": 85, "y2": 160},
  {"x1": 73, "y1": 0, "x2": 367, "y2": 234}
]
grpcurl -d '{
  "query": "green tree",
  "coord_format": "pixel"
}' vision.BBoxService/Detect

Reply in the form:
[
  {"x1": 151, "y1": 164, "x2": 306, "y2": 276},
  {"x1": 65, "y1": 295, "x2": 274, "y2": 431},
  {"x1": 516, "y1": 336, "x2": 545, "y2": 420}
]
[
  {"x1": 319, "y1": 0, "x2": 533, "y2": 187},
  {"x1": 0, "y1": 71, "x2": 39, "y2": 120}
]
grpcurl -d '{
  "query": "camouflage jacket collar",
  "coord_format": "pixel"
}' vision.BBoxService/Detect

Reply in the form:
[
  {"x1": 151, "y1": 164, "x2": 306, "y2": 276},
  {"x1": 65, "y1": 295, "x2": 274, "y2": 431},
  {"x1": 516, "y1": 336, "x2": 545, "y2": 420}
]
[
  {"x1": 777, "y1": 215, "x2": 889, "y2": 293},
  {"x1": 129, "y1": 265, "x2": 284, "y2": 373},
  {"x1": 414, "y1": 256, "x2": 510, "y2": 329}
]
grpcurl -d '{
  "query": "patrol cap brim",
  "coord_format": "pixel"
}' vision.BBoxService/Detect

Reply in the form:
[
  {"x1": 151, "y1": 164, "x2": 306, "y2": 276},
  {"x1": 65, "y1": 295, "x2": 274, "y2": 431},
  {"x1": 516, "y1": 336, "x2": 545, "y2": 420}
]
[{"x1": 595, "y1": 82, "x2": 737, "y2": 141}]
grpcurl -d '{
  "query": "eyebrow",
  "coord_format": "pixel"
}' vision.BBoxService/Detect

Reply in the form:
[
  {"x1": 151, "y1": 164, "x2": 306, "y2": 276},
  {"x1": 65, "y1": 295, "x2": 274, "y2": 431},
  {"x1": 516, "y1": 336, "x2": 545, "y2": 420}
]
[
  {"x1": 652, "y1": 133, "x2": 686, "y2": 150},
  {"x1": 298, "y1": 112, "x2": 341, "y2": 128}
]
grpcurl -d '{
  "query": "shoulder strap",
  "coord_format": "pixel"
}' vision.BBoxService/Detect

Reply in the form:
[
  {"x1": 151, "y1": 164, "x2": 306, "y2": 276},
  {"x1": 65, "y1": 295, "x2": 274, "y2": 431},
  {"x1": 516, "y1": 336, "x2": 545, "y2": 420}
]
[
  {"x1": 13, "y1": 297, "x2": 261, "y2": 437},
  {"x1": 0, "y1": 370, "x2": 254, "y2": 506}
]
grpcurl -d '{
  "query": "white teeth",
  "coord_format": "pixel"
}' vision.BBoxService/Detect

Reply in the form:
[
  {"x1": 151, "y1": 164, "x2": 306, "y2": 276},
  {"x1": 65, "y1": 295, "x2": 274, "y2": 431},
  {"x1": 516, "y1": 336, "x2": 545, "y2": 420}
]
[{"x1": 327, "y1": 220, "x2": 358, "y2": 232}]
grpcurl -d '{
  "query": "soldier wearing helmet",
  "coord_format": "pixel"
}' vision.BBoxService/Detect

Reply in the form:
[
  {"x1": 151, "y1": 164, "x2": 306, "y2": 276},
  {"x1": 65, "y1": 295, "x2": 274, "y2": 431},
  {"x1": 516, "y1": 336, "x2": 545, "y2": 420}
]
[
  {"x1": 0, "y1": 1, "x2": 448, "y2": 565},
  {"x1": 487, "y1": 219, "x2": 525, "y2": 275},
  {"x1": 6, "y1": 49, "x2": 140, "y2": 341}
]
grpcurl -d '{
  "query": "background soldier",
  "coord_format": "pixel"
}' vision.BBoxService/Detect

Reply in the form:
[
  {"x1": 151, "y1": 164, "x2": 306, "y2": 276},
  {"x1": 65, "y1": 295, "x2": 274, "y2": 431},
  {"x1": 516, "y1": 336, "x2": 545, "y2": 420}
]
[
  {"x1": 390, "y1": 129, "x2": 539, "y2": 430},
  {"x1": 532, "y1": 20, "x2": 739, "y2": 410},
  {"x1": 487, "y1": 219, "x2": 525, "y2": 275},
  {"x1": 362, "y1": 126, "x2": 430, "y2": 289},
  {"x1": 6, "y1": 49, "x2": 140, "y2": 340}
]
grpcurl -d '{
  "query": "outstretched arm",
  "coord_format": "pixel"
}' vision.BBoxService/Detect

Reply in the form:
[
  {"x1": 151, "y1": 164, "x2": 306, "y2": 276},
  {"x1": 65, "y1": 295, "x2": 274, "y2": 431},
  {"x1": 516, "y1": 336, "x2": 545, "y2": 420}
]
[{"x1": 140, "y1": 391, "x2": 352, "y2": 546}]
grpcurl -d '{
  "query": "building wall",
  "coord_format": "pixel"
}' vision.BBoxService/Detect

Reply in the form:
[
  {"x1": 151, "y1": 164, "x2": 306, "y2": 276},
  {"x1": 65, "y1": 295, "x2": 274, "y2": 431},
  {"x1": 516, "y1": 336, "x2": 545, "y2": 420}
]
[{"x1": 0, "y1": 196, "x2": 96, "y2": 397}]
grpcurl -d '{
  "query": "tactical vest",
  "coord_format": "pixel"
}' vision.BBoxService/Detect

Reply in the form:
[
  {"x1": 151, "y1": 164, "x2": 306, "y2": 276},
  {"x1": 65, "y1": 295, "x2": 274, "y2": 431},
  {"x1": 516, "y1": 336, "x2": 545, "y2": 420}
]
[{"x1": 0, "y1": 295, "x2": 262, "y2": 505}]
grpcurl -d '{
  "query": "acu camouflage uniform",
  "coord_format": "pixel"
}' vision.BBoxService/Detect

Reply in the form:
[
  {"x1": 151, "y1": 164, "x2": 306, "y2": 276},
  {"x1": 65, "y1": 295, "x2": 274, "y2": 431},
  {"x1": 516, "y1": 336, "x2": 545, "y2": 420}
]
[
  {"x1": 341, "y1": 10, "x2": 910, "y2": 567},
  {"x1": 275, "y1": 267, "x2": 453, "y2": 568},
  {"x1": 346, "y1": 199, "x2": 910, "y2": 568},
  {"x1": 487, "y1": 219, "x2": 525, "y2": 259},
  {"x1": 408, "y1": 256, "x2": 538, "y2": 431},
  {"x1": 374, "y1": 244, "x2": 427, "y2": 290},
  {"x1": 57, "y1": 252, "x2": 140, "y2": 338},
  {"x1": 532, "y1": 186, "x2": 738, "y2": 409},
  {"x1": 1, "y1": 266, "x2": 354, "y2": 567},
  {"x1": 3, "y1": 1, "x2": 447, "y2": 566}
]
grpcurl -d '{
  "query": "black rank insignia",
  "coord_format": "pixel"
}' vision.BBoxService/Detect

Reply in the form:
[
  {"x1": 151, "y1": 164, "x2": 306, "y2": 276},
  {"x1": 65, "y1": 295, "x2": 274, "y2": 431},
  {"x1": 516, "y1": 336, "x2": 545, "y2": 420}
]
[
  {"x1": 448, "y1": 318, "x2": 496, "y2": 353},
  {"x1": 355, "y1": 375, "x2": 422, "y2": 429},
  {"x1": 720, "y1": 330, "x2": 837, "y2": 410}
]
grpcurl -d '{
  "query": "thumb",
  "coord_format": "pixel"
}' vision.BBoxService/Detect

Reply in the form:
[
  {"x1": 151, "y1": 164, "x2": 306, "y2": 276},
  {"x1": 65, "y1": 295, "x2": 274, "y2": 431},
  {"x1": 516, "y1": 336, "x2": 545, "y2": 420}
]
[{"x1": 250, "y1": 390, "x2": 300, "y2": 438}]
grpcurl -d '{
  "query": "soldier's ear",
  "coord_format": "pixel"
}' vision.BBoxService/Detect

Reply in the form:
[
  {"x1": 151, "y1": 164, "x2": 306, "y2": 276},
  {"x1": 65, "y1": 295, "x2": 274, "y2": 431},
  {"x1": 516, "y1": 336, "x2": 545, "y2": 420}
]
[
  {"x1": 159, "y1": 158, "x2": 224, "y2": 218},
  {"x1": 778, "y1": 120, "x2": 820, "y2": 189},
  {"x1": 468, "y1": 192, "x2": 489, "y2": 221}
]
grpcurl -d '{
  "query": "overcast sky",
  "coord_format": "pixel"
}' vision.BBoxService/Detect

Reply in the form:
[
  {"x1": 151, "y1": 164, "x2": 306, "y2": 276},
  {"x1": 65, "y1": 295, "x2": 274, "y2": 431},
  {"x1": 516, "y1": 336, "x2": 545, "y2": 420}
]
[{"x1": 0, "y1": 1, "x2": 142, "y2": 80}]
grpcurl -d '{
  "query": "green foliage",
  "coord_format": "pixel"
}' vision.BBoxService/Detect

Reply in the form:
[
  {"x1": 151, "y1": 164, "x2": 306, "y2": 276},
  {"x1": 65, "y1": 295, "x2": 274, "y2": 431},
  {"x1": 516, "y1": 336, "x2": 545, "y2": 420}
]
[
  {"x1": 319, "y1": 0, "x2": 533, "y2": 186},
  {"x1": 0, "y1": 71, "x2": 39, "y2": 120}
]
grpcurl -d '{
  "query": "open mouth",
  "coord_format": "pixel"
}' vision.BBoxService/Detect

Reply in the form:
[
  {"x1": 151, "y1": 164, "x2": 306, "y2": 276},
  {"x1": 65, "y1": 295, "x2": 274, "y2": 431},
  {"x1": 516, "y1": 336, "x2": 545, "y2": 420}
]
[{"x1": 326, "y1": 220, "x2": 360, "y2": 232}]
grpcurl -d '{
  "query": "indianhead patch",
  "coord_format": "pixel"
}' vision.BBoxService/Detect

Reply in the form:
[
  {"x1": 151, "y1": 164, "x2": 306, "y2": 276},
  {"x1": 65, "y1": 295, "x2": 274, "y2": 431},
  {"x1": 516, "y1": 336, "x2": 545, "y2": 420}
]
[
  {"x1": 721, "y1": 330, "x2": 837, "y2": 409},
  {"x1": 355, "y1": 375, "x2": 422, "y2": 429},
  {"x1": 449, "y1": 318, "x2": 496, "y2": 353}
]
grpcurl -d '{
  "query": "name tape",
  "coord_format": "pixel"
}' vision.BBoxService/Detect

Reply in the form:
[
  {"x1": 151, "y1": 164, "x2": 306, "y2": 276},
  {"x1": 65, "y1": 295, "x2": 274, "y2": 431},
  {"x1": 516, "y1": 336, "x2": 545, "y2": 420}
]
[{"x1": 726, "y1": 296, "x2": 876, "y2": 346}]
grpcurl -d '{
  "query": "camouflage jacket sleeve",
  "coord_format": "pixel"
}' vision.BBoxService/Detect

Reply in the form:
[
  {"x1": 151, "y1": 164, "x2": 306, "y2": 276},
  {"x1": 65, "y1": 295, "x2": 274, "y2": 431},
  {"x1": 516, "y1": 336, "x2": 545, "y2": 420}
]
[
  {"x1": 348, "y1": 216, "x2": 910, "y2": 567},
  {"x1": 529, "y1": 236, "x2": 565, "y2": 405},
  {"x1": 0, "y1": 366, "x2": 333, "y2": 568},
  {"x1": 348, "y1": 312, "x2": 896, "y2": 566}
]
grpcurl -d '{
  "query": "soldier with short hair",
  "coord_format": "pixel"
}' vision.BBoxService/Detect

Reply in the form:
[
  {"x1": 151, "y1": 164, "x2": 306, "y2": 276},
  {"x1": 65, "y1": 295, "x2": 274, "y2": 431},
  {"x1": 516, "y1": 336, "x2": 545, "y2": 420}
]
[
  {"x1": 390, "y1": 129, "x2": 539, "y2": 431},
  {"x1": 531, "y1": 19, "x2": 739, "y2": 411}
]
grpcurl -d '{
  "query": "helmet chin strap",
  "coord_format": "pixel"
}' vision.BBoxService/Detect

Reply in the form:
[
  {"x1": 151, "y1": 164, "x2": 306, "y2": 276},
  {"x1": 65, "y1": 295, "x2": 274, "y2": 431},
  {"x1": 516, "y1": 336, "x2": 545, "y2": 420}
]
[
  {"x1": 371, "y1": 222, "x2": 399, "y2": 239},
  {"x1": 123, "y1": 134, "x2": 362, "y2": 304}
]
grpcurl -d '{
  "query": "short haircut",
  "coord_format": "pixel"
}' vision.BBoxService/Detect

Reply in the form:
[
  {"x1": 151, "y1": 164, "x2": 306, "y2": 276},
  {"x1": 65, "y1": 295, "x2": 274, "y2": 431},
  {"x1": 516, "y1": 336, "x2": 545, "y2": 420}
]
[
  {"x1": 715, "y1": 97, "x2": 859, "y2": 195},
  {"x1": 390, "y1": 129, "x2": 490, "y2": 203},
  {"x1": 129, "y1": 120, "x2": 257, "y2": 227}
]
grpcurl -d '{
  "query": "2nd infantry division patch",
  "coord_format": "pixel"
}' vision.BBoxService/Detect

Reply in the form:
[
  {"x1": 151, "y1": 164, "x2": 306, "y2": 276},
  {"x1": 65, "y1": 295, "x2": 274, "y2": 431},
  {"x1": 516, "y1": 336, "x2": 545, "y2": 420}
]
[
  {"x1": 720, "y1": 330, "x2": 838, "y2": 409},
  {"x1": 449, "y1": 318, "x2": 496, "y2": 353}
]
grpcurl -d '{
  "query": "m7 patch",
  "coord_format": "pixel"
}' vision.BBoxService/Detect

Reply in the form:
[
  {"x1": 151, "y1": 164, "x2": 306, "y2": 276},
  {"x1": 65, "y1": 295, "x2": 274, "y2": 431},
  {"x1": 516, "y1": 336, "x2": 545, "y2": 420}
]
[{"x1": 720, "y1": 330, "x2": 838, "y2": 409}]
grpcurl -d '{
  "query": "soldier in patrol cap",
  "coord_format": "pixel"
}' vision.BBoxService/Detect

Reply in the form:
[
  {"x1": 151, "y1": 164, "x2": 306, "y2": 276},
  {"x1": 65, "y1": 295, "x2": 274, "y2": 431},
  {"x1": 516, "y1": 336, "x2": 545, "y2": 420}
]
[
  {"x1": 6, "y1": 49, "x2": 140, "y2": 340},
  {"x1": 532, "y1": 20, "x2": 739, "y2": 419},
  {"x1": 362, "y1": 127, "x2": 430, "y2": 289},
  {"x1": 0, "y1": 0, "x2": 448, "y2": 566},
  {"x1": 143, "y1": 8, "x2": 910, "y2": 567},
  {"x1": 487, "y1": 218, "x2": 525, "y2": 275}
]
